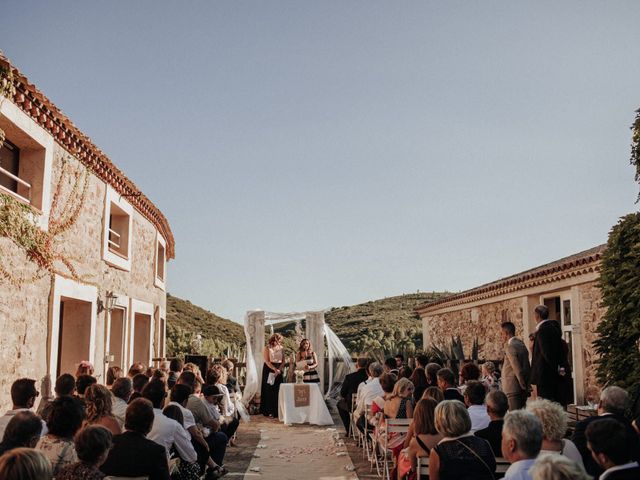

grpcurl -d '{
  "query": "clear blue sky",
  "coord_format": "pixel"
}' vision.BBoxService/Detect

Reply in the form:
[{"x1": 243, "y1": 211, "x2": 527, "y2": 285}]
[{"x1": 2, "y1": 2, "x2": 639, "y2": 322}]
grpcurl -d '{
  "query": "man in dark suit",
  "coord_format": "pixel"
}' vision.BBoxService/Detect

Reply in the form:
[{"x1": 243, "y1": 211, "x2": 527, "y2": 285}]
[
  {"x1": 586, "y1": 418, "x2": 640, "y2": 479},
  {"x1": 437, "y1": 368, "x2": 464, "y2": 402},
  {"x1": 572, "y1": 386, "x2": 640, "y2": 478},
  {"x1": 337, "y1": 357, "x2": 369, "y2": 432},
  {"x1": 501, "y1": 321, "x2": 531, "y2": 410},
  {"x1": 529, "y1": 305, "x2": 564, "y2": 402},
  {"x1": 101, "y1": 398, "x2": 170, "y2": 480},
  {"x1": 475, "y1": 390, "x2": 508, "y2": 456}
]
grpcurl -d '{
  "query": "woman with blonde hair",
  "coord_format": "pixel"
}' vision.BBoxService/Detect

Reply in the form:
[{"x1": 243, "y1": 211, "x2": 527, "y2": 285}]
[
  {"x1": 84, "y1": 385, "x2": 121, "y2": 436},
  {"x1": 260, "y1": 333, "x2": 284, "y2": 418},
  {"x1": 527, "y1": 398, "x2": 584, "y2": 468},
  {"x1": 429, "y1": 400, "x2": 495, "y2": 480},
  {"x1": 384, "y1": 377, "x2": 415, "y2": 420},
  {"x1": 296, "y1": 339, "x2": 320, "y2": 383},
  {"x1": 529, "y1": 454, "x2": 590, "y2": 480},
  {"x1": 0, "y1": 447, "x2": 52, "y2": 479}
]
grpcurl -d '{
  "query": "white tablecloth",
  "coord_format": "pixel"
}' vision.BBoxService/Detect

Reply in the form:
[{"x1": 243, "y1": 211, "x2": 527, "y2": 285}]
[{"x1": 278, "y1": 383, "x2": 334, "y2": 426}]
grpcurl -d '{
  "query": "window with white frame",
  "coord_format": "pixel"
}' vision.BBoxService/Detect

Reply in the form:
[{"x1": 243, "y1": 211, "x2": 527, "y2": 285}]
[
  {"x1": 108, "y1": 202, "x2": 131, "y2": 259},
  {"x1": 102, "y1": 187, "x2": 133, "y2": 271},
  {"x1": 156, "y1": 241, "x2": 165, "y2": 281},
  {"x1": 154, "y1": 233, "x2": 166, "y2": 289}
]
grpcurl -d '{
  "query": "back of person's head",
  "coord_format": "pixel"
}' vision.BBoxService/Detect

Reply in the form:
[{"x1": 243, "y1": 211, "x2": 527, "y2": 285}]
[
  {"x1": 221, "y1": 359, "x2": 234, "y2": 372},
  {"x1": 368, "y1": 362, "x2": 384, "y2": 378},
  {"x1": 84, "y1": 384, "x2": 113, "y2": 422},
  {"x1": 534, "y1": 305, "x2": 549, "y2": 320},
  {"x1": 356, "y1": 357, "x2": 369, "y2": 369},
  {"x1": 106, "y1": 366, "x2": 123, "y2": 386},
  {"x1": 416, "y1": 355, "x2": 429, "y2": 368},
  {"x1": 425, "y1": 363, "x2": 441, "y2": 383},
  {"x1": 379, "y1": 373, "x2": 397, "y2": 394},
  {"x1": 128, "y1": 363, "x2": 146, "y2": 377},
  {"x1": 145, "y1": 366, "x2": 157, "y2": 378},
  {"x1": 459, "y1": 362, "x2": 481, "y2": 382},
  {"x1": 501, "y1": 321, "x2": 516, "y2": 337},
  {"x1": 463, "y1": 380, "x2": 487, "y2": 406},
  {"x1": 422, "y1": 386, "x2": 444, "y2": 403},
  {"x1": 586, "y1": 418, "x2": 632, "y2": 466},
  {"x1": 159, "y1": 361, "x2": 170, "y2": 373},
  {"x1": 152, "y1": 369, "x2": 166, "y2": 383},
  {"x1": 384, "y1": 357, "x2": 397, "y2": 370},
  {"x1": 436, "y1": 368, "x2": 455, "y2": 386},
  {"x1": 598, "y1": 386, "x2": 628, "y2": 416},
  {"x1": 486, "y1": 390, "x2": 509, "y2": 418},
  {"x1": 46, "y1": 396, "x2": 85, "y2": 439},
  {"x1": 75, "y1": 374, "x2": 97, "y2": 396},
  {"x1": 206, "y1": 365, "x2": 223, "y2": 385},
  {"x1": 54, "y1": 374, "x2": 76, "y2": 397},
  {"x1": 482, "y1": 361, "x2": 496, "y2": 375},
  {"x1": 413, "y1": 398, "x2": 438, "y2": 435},
  {"x1": 111, "y1": 377, "x2": 133, "y2": 402},
  {"x1": 392, "y1": 377, "x2": 414, "y2": 398},
  {"x1": 502, "y1": 410, "x2": 543, "y2": 459},
  {"x1": 170, "y1": 384, "x2": 192, "y2": 406},
  {"x1": 74, "y1": 425, "x2": 112, "y2": 466},
  {"x1": 435, "y1": 400, "x2": 471, "y2": 437},
  {"x1": 125, "y1": 398, "x2": 155, "y2": 435},
  {"x1": 395, "y1": 354, "x2": 404, "y2": 363},
  {"x1": 177, "y1": 370, "x2": 196, "y2": 390},
  {"x1": 142, "y1": 379, "x2": 167, "y2": 409},
  {"x1": 75, "y1": 361, "x2": 94, "y2": 378},
  {"x1": 0, "y1": 447, "x2": 52, "y2": 480},
  {"x1": 10, "y1": 379, "x2": 37, "y2": 408},
  {"x1": 527, "y1": 398, "x2": 567, "y2": 442},
  {"x1": 529, "y1": 453, "x2": 590, "y2": 480},
  {"x1": 162, "y1": 404, "x2": 184, "y2": 427},
  {"x1": 132, "y1": 373, "x2": 150, "y2": 393},
  {"x1": 399, "y1": 366, "x2": 413, "y2": 379},
  {"x1": 169, "y1": 358, "x2": 184, "y2": 373},
  {"x1": 0, "y1": 411, "x2": 43, "y2": 450}
]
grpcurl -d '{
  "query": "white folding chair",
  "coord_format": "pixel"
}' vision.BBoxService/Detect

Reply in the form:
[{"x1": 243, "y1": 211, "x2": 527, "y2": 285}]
[
  {"x1": 417, "y1": 455, "x2": 430, "y2": 479},
  {"x1": 348, "y1": 395, "x2": 358, "y2": 440},
  {"x1": 495, "y1": 457, "x2": 510, "y2": 478},
  {"x1": 381, "y1": 418, "x2": 412, "y2": 480}
]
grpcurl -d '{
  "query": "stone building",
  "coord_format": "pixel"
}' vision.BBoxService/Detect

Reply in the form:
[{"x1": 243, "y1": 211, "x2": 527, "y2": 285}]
[
  {"x1": 0, "y1": 55, "x2": 174, "y2": 408},
  {"x1": 417, "y1": 245, "x2": 606, "y2": 404}
]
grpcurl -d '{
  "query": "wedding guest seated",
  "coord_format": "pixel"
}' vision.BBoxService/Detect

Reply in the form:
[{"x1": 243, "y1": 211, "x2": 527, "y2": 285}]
[
  {"x1": 128, "y1": 362, "x2": 146, "y2": 378},
  {"x1": 183, "y1": 363, "x2": 205, "y2": 385},
  {"x1": 75, "y1": 374, "x2": 96, "y2": 400},
  {"x1": 111, "y1": 377, "x2": 132, "y2": 428},
  {"x1": 384, "y1": 357, "x2": 399, "y2": 375},
  {"x1": 39, "y1": 373, "x2": 76, "y2": 422},
  {"x1": 221, "y1": 360, "x2": 240, "y2": 396},
  {"x1": 146, "y1": 366, "x2": 158, "y2": 378},
  {"x1": 475, "y1": 390, "x2": 508, "y2": 456},
  {"x1": 36, "y1": 396, "x2": 85, "y2": 476},
  {"x1": 501, "y1": 409, "x2": 543, "y2": 480},
  {"x1": 398, "y1": 398, "x2": 443, "y2": 479},
  {"x1": 129, "y1": 373, "x2": 150, "y2": 402},
  {"x1": 100, "y1": 398, "x2": 170, "y2": 480},
  {"x1": 161, "y1": 405, "x2": 203, "y2": 480},
  {"x1": 527, "y1": 399, "x2": 583, "y2": 468},
  {"x1": 0, "y1": 447, "x2": 53, "y2": 480},
  {"x1": 0, "y1": 378, "x2": 44, "y2": 439},
  {"x1": 529, "y1": 455, "x2": 590, "y2": 480},
  {"x1": 410, "y1": 355, "x2": 429, "y2": 402},
  {"x1": 426, "y1": 362, "x2": 442, "y2": 388},
  {"x1": 436, "y1": 368, "x2": 464, "y2": 402},
  {"x1": 586, "y1": 418, "x2": 640, "y2": 479},
  {"x1": 371, "y1": 373, "x2": 397, "y2": 421},
  {"x1": 354, "y1": 362, "x2": 384, "y2": 433},
  {"x1": 481, "y1": 361, "x2": 499, "y2": 390},
  {"x1": 429, "y1": 400, "x2": 496, "y2": 480},
  {"x1": 464, "y1": 380, "x2": 490, "y2": 433},
  {"x1": 337, "y1": 357, "x2": 369, "y2": 433},
  {"x1": 459, "y1": 362, "x2": 481, "y2": 395},
  {"x1": 0, "y1": 411, "x2": 43, "y2": 456},
  {"x1": 159, "y1": 360, "x2": 171, "y2": 375},
  {"x1": 395, "y1": 354, "x2": 405, "y2": 369},
  {"x1": 204, "y1": 367, "x2": 240, "y2": 441},
  {"x1": 399, "y1": 366, "x2": 413, "y2": 379},
  {"x1": 84, "y1": 385, "x2": 122, "y2": 435},
  {"x1": 572, "y1": 386, "x2": 639, "y2": 478},
  {"x1": 56, "y1": 425, "x2": 113, "y2": 480},
  {"x1": 168, "y1": 359, "x2": 184, "y2": 389},
  {"x1": 141, "y1": 379, "x2": 198, "y2": 466},
  {"x1": 106, "y1": 366, "x2": 123, "y2": 388},
  {"x1": 422, "y1": 386, "x2": 444, "y2": 404},
  {"x1": 384, "y1": 377, "x2": 415, "y2": 420},
  {"x1": 75, "y1": 361, "x2": 94, "y2": 378}
]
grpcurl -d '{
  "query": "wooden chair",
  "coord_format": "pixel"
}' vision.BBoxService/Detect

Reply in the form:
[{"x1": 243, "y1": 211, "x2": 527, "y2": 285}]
[{"x1": 381, "y1": 418, "x2": 412, "y2": 480}]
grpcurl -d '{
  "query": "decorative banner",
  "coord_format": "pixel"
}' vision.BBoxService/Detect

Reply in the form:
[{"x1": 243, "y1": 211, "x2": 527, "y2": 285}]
[{"x1": 294, "y1": 384, "x2": 310, "y2": 407}]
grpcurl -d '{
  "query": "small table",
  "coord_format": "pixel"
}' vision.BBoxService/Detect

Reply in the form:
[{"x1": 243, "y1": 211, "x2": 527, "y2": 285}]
[{"x1": 278, "y1": 383, "x2": 334, "y2": 426}]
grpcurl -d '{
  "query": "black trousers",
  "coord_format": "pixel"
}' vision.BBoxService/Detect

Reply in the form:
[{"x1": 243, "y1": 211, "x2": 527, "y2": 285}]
[
  {"x1": 337, "y1": 400, "x2": 351, "y2": 433},
  {"x1": 221, "y1": 416, "x2": 240, "y2": 439},
  {"x1": 536, "y1": 383, "x2": 560, "y2": 403}
]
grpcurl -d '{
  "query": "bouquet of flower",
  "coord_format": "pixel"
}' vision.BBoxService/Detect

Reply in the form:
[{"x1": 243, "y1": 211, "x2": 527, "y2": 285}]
[{"x1": 294, "y1": 370, "x2": 305, "y2": 384}]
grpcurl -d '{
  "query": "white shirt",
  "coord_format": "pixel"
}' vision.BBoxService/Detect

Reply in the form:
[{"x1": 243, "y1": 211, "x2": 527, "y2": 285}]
[
  {"x1": 600, "y1": 461, "x2": 640, "y2": 479},
  {"x1": 355, "y1": 377, "x2": 383, "y2": 418},
  {"x1": 468, "y1": 404, "x2": 491, "y2": 433},
  {"x1": 504, "y1": 458, "x2": 536, "y2": 480},
  {"x1": 168, "y1": 401, "x2": 196, "y2": 431},
  {"x1": 111, "y1": 396, "x2": 128, "y2": 429},
  {"x1": 539, "y1": 439, "x2": 584, "y2": 469},
  {"x1": 0, "y1": 409, "x2": 47, "y2": 439},
  {"x1": 147, "y1": 408, "x2": 197, "y2": 464},
  {"x1": 216, "y1": 383, "x2": 234, "y2": 417},
  {"x1": 204, "y1": 399, "x2": 221, "y2": 421}
]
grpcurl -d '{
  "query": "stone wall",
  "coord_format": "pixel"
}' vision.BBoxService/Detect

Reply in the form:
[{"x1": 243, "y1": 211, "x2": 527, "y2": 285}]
[
  {"x1": 0, "y1": 135, "x2": 167, "y2": 409},
  {"x1": 577, "y1": 282, "x2": 607, "y2": 394},
  {"x1": 425, "y1": 298, "x2": 524, "y2": 360}
]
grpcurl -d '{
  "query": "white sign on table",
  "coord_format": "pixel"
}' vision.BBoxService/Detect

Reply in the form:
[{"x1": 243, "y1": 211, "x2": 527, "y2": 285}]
[{"x1": 278, "y1": 382, "x2": 334, "y2": 426}]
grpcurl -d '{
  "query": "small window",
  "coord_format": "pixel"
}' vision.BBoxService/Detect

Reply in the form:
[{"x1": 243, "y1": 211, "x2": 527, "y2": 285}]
[
  {"x1": 108, "y1": 202, "x2": 131, "y2": 259},
  {"x1": 156, "y1": 241, "x2": 165, "y2": 281},
  {"x1": 0, "y1": 139, "x2": 20, "y2": 194}
]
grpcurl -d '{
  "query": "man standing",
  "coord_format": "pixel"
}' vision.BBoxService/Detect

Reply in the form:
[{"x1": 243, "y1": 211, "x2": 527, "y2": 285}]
[
  {"x1": 529, "y1": 305, "x2": 564, "y2": 402},
  {"x1": 338, "y1": 357, "x2": 369, "y2": 433},
  {"x1": 501, "y1": 410, "x2": 543, "y2": 480},
  {"x1": 501, "y1": 322, "x2": 531, "y2": 410}
]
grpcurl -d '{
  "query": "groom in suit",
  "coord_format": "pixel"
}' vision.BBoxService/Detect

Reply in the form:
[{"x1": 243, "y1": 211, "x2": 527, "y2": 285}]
[
  {"x1": 500, "y1": 321, "x2": 530, "y2": 410},
  {"x1": 529, "y1": 305, "x2": 564, "y2": 402},
  {"x1": 338, "y1": 357, "x2": 369, "y2": 432}
]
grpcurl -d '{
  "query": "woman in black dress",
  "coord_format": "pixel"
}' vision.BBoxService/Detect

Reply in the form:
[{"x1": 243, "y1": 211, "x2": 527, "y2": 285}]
[
  {"x1": 260, "y1": 333, "x2": 284, "y2": 417},
  {"x1": 296, "y1": 339, "x2": 319, "y2": 383}
]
